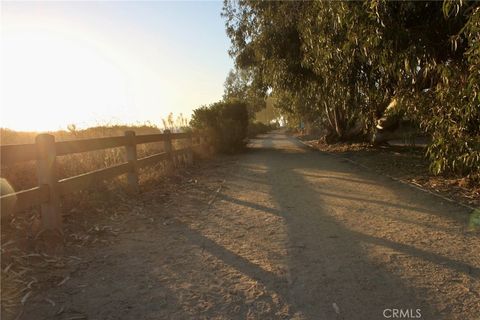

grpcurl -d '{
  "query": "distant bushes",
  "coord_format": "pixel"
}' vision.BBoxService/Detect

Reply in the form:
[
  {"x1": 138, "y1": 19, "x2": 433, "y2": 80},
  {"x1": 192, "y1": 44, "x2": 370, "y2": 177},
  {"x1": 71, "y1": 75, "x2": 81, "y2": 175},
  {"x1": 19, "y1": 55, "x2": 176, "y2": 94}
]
[
  {"x1": 247, "y1": 122, "x2": 277, "y2": 138},
  {"x1": 190, "y1": 100, "x2": 249, "y2": 153}
]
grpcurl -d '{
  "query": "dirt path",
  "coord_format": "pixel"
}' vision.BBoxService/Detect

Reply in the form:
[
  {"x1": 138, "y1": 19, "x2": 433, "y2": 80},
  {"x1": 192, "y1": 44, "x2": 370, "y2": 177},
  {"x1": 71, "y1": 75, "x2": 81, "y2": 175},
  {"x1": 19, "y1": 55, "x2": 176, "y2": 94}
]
[{"x1": 21, "y1": 131, "x2": 479, "y2": 319}]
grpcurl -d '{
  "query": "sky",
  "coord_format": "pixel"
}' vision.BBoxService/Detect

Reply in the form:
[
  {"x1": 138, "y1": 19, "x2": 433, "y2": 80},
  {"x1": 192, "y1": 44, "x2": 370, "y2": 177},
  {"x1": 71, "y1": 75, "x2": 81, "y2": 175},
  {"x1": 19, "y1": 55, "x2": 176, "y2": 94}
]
[{"x1": 0, "y1": 1, "x2": 233, "y2": 131}]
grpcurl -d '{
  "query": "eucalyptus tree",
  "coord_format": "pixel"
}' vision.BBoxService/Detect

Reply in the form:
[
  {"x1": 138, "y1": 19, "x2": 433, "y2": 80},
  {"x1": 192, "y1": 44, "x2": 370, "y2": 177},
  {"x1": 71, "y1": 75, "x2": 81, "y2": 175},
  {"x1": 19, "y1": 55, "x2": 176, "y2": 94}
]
[
  {"x1": 367, "y1": 0, "x2": 479, "y2": 174},
  {"x1": 222, "y1": 0, "x2": 480, "y2": 175},
  {"x1": 223, "y1": 1, "x2": 320, "y2": 127},
  {"x1": 223, "y1": 68, "x2": 267, "y2": 118}
]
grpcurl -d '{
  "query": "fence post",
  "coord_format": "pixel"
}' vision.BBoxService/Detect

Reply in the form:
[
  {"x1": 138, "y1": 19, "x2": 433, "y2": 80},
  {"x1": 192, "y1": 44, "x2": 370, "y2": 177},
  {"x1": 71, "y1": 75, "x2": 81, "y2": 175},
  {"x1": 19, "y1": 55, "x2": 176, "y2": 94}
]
[
  {"x1": 36, "y1": 134, "x2": 61, "y2": 231},
  {"x1": 124, "y1": 131, "x2": 139, "y2": 192},
  {"x1": 164, "y1": 129, "x2": 175, "y2": 169},
  {"x1": 187, "y1": 132, "x2": 194, "y2": 165}
]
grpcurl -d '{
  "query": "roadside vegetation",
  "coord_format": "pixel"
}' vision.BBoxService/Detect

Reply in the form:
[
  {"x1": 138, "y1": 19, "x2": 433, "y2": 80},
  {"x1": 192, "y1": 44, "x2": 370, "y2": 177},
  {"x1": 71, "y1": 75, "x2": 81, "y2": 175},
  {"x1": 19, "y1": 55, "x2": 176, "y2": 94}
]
[
  {"x1": 0, "y1": 119, "x2": 196, "y2": 314},
  {"x1": 189, "y1": 66, "x2": 278, "y2": 154},
  {"x1": 190, "y1": 100, "x2": 249, "y2": 154},
  {"x1": 1, "y1": 106, "x2": 276, "y2": 312},
  {"x1": 1, "y1": 125, "x2": 162, "y2": 191},
  {"x1": 222, "y1": 1, "x2": 479, "y2": 180},
  {"x1": 190, "y1": 100, "x2": 277, "y2": 154}
]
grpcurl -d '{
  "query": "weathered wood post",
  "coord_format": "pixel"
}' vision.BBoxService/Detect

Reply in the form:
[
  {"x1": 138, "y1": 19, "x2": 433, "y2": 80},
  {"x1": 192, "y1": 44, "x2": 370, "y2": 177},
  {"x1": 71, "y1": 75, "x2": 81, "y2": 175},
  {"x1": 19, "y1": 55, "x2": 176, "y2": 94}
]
[
  {"x1": 187, "y1": 132, "x2": 194, "y2": 165},
  {"x1": 36, "y1": 134, "x2": 61, "y2": 231},
  {"x1": 124, "y1": 131, "x2": 139, "y2": 192},
  {"x1": 164, "y1": 129, "x2": 175, "y2": 169}
]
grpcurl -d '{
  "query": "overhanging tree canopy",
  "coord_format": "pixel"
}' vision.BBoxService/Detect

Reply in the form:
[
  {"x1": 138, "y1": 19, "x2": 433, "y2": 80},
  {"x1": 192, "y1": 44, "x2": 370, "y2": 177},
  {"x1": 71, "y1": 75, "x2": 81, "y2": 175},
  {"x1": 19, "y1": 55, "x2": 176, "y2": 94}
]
[{"x1": 222, "y1": 0, "x2": 479, "y2": 176}]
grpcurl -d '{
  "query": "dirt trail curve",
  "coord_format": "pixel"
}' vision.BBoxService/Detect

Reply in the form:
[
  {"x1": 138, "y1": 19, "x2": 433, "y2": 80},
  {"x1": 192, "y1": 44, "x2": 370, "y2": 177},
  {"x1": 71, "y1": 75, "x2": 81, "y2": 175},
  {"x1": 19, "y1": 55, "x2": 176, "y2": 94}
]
[{"x1": 22, "y1": 131, "x2": 479, "y2": 320}]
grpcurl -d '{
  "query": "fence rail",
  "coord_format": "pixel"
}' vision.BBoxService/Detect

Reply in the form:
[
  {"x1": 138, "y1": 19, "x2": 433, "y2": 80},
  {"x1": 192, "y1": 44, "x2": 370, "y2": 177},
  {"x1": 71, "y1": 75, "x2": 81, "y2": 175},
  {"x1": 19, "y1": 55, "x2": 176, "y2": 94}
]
[
  {"x1": 0, "y1": 130, "x2": 209, "y2": 233},
  {"x1": 1, "y1": 143, "x2": 38, "y2": 165}
]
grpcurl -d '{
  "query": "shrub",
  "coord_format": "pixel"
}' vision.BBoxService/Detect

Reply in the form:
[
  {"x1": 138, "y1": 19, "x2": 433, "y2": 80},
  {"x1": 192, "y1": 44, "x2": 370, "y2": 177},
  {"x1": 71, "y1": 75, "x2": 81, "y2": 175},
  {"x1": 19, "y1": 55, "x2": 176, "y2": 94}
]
[
  {"x1": 191, "y1": 100, "x2": 249, "y2": 153},
  {"x1": 247, "y1": 122, "x2": 277, "y2": 138}
]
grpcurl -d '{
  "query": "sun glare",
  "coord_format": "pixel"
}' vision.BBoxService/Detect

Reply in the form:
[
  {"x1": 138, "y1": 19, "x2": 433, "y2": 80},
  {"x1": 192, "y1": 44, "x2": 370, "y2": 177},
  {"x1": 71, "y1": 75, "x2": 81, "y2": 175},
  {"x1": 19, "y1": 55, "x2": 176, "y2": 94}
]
[
  {"x1": 1, "y1": 30, "x2": 128, "y2": 132},
  {"x1": 1, "y1": 2, "x2": 232, "y2": 133}
]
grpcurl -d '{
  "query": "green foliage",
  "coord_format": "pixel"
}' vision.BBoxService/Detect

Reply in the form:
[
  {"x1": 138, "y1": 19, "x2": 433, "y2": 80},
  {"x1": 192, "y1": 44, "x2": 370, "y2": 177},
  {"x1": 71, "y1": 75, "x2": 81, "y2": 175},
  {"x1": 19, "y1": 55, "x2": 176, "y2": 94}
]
[
  {"x1": 223, "y1": 0, "x2": 480, "y2": 176},
  {"x1": 223, "y1": 68, "x2": 267, "y2": 117},
  {"x1": 190, "y1": 100, "x2": 249, "y2": 154},
  {"x1": 247, "y1": 122, "x2": 277, "y2": 138}
]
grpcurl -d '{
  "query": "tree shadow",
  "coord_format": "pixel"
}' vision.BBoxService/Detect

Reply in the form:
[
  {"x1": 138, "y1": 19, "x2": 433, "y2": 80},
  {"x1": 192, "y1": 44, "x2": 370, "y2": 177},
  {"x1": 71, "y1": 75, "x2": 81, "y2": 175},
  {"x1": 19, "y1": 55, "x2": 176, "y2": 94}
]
[
  {"x1": 218, "y1": 130, "x2": 475, "y2": 318},
  {"x1": 261, "y1": 133, "x2": 469, "y2": 224},
  {"x1": 19, "y1": 131, "x2": 477, "y2": 320}
]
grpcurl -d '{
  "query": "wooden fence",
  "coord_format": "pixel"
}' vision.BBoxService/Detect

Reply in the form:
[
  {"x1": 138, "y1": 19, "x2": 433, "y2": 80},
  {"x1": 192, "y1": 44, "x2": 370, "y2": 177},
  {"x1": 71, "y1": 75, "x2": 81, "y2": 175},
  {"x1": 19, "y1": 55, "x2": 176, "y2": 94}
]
[{"x1": 0, "y1": 130, "x2": 208, "y2": 232}]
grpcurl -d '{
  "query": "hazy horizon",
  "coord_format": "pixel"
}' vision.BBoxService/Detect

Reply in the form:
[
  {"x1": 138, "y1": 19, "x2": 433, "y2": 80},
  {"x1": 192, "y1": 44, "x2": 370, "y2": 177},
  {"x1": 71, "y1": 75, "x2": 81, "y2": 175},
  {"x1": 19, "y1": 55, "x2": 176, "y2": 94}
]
[{"x1": 0, "y1": 1, "x2": 233, "y2": 132}]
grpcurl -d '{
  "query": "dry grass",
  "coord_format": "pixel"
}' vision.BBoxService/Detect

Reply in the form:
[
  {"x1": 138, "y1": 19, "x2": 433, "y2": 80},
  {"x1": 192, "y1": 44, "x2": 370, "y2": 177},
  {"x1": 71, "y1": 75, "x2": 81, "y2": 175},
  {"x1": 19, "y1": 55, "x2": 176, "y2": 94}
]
[
  {"x1": 0, "y1": 124, "x2": 194, "y2": 316},
  {"x1": 0, "y1": 125, "x2": 175, "y2": 190}
]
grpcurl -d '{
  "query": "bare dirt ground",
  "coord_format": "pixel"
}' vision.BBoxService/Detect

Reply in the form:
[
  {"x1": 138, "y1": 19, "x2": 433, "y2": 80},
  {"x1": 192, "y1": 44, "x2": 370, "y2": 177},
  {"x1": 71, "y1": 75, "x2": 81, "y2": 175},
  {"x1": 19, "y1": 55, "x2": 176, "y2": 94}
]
[
  {"x1": 297, "y1": 134, "x2": 480, "y2": 209},
  {"x1": 5, "y1": 131, "x2": 480, "y2": 319}
]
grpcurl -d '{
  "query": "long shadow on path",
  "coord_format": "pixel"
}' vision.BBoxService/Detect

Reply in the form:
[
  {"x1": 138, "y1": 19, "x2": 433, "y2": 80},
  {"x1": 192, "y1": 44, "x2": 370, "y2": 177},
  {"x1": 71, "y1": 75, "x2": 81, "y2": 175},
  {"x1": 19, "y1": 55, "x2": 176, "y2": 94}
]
[{"x1": 233, "y1": 132, "x2": 476, "y2": 319}]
